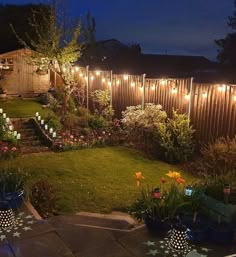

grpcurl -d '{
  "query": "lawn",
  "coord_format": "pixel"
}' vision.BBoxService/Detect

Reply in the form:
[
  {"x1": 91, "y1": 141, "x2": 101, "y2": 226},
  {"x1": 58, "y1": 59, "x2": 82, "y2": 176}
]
[
  {"x1": 0, "y1": 98, "x2": 50, "y2": 118},
  {"x1": 0, "y1": 146, "x2": 195, "y2": 214}
]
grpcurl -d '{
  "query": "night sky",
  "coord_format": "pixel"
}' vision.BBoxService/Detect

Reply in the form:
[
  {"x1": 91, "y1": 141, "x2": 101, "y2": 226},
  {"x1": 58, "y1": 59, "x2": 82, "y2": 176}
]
[{"x1": 1, "y1": 0, "x2": 234, "y2": 60}]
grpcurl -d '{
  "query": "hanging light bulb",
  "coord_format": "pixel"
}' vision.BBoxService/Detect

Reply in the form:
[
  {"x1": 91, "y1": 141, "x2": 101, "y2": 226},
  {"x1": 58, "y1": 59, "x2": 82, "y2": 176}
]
[
  {"x1": 75, "y1": 67, "x2": 79, "y2": 71},
  {"x1": 90, "y1": 75, "x2": 94, "y2": 81},
  {"x1": 62, "y1": 67, "x2": 66, "y2": 72},
  {"x1": 131, "y1": 82, "x2": 135, "y2": 87},
  {"x1": 233, "y1": 95, "x2": 236, "y2": 101},
  {"x1": 160, "y1": 79, "x2": 167, "y2": 86},
  {"x1": 108, "y1": 81, "x2": 111, "y2": 86},
  {"x1": 84, "y1": 76, "x2": 88, "y2": 81},
  {"x1": 71, "y1": 69, "x2": 75, "y2": 73},
  {"x1": 79, "y1": 73, "x2": 83, "y2": 77},
  {"x1": 218, "y1": 84, "x2": 226, "y2": 92},
  {"x1": 139, "y1": 87, "x2": 143, "y2": 92},
  {"x1": 95, "y1": 70, "x2": 101, "y2": 76},
  {"x1": 202, "y1": 92, "x2": 208, "y2": 98},
  {"x1": 102, "y1": 78, "x2": 106, "y2": 83},
  {"x1": 185, "y1": 94, "x2": 190, "y2": 100},
  {"x1": 151, "y1": 85, "x2": 155, "y2": 91},
  {"x1": 116, "y1": 80, "x2": 120, "y2": 85},
  {"x1": 171, "y1": 88, "x2": 177, "y2": 94},
  {"x1": 123, "y1": 74, "x2": 128, "y2": 80}
]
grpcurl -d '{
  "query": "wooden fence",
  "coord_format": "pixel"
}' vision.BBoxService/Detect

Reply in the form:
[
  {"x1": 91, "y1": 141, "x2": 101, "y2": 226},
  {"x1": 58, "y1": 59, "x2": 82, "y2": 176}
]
[{"x1": 52, "y1": 67, "x2": 236, "y2": 143}]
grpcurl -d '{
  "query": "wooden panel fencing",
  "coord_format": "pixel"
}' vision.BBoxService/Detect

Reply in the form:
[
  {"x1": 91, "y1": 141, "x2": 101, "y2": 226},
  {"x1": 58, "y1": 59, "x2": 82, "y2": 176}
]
[{"x1": 55, "y1": 67, "x2": 236, "y2": 143}]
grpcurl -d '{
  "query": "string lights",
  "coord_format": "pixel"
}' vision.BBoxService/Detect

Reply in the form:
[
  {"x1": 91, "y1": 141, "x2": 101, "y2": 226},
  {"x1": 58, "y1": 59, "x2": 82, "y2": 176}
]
[
  {"x1": 218, "y1": 84, "x2": 226, "y2": 92},
  {"x1": 184, "y1": 94, "x2": 190, "y2": 100},
  {"x1": 131, "y1": 82, "x2": 135, "y2": 87},
  {"x1": 151, "y1": 85, "x2": 155, "y2": 91},
  {"x1": 202, "y1": 92, "x2": 208, "y2": 98},
  {"x1": 123, "y1": 74, "x2": 128, "y2": 80},
  {"x1": 171, "y1": 88, "x2": 177, "y2": 94}
]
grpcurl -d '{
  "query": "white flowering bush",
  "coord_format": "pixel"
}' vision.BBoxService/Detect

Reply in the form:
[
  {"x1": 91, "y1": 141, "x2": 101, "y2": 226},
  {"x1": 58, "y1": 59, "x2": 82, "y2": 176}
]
[{"x1": 121, "y1": 103, "x2": 167, "y2": 148}]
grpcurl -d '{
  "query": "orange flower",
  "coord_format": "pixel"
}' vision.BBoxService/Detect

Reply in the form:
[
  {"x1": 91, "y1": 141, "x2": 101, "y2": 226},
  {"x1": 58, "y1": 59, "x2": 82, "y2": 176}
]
[
  {"x1": 166, "y1": 171, "x2": 181, "y2": 179},
  {"x1": 134, "y1": 172, "x2": 144, "y2": 187},
  {"x1": 176, "y1": 177, "x2": 185, "y2": 184},
  {"x1": 161, "y1": 177, "x2": 167, "y2": 183}
]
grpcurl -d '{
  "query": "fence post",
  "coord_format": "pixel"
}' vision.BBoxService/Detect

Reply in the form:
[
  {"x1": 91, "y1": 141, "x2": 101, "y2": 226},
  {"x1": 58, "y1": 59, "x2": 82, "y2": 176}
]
[
  {"x1": 86, "y1": 65, "x2": 89, "y2": 110},
  {"x1": 141, "y1": 73, "x2": 146, "y2": 109},
  {"x1": 188, "y1": 77, "x2": 194, "y2": 120},
  {"x1": 110, "y1": 70, "x2": 113, "y2": 108}
]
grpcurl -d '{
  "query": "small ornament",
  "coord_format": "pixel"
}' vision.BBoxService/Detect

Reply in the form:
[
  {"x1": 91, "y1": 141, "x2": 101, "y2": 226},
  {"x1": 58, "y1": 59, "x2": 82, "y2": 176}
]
[
  {"x1": 185, "y1": 185, "x2": 193, "y2": 196},
  {"x1": 153, "y1": 188, "x2": 161, "y2": 199},
  {"x1": 0, "y1": 202, "x2": 15, "y2": 229}
]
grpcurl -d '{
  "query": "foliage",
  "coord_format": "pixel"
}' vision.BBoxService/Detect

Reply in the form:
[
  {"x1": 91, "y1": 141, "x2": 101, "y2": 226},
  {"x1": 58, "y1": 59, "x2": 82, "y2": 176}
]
[
  {"x1": 121, "y1": 103, "x2": 167, "y2": 151},
  {"x1": 88, "y1": 114, "x2": 107, "y2": 129},
  {"x1": 0, "y1": 167, "x2": 28, "y2": 193},
  {"x1": 44, "y1": 112, "x2": 62, "y2": 131},
  {"x1": 63, "y1": 113, "x2": 78, "y2": 130},
  {"x1": 215, "y1": 0, "x2": 236, "y2": 66},
  {"x1": 156, "y1": 110, "x2": 195, "y2": 163},
  {"x1": 203, "y1": 172, "x2": 236, "y2": 204},
  {"x1": 186, "y1": 137, "x2": 236, "y2": 176},
  {"x1": 30, "y1": 179, "x2": 57, "y2": 218},
  {"x1": 130, "y1": 171, "x2": 188, "y2": 223},
  {"x1": 91, "y1": 89, "x2": 114, "y2": 120}
]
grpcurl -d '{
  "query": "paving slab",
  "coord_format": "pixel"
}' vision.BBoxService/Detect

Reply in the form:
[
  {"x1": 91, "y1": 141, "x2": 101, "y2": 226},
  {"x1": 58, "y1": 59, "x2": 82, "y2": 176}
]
[{"x1": 11, "y1": 231, "x2": 75, "y2": 257}]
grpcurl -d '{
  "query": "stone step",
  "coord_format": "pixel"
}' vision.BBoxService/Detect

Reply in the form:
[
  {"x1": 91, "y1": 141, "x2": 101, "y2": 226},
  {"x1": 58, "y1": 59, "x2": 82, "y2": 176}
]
[
  {"x1": 21, "y1": 146, "x2": 50, "y2": 154},
  {"x1": 20, "y1": 140, "x2": 42, "y2": 146}
]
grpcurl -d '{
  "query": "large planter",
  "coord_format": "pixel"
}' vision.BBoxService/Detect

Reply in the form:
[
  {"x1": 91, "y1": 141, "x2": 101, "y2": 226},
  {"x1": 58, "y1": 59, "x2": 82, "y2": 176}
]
[
  {"x1": 183, "y1": 214, "x2": 210, "y2": 243},
  {"x1": 202, "y1": 194, "x2": 236, "y2": 223},
  {"x1": 144, "y1": 216, "x2": 171, "y2": 235},
  {"x1": 208, "y1": 222, "x2": 234, "y2": 244},
  {"x1": 0, "y1": 190, "x2": 24, "y2": 210}
]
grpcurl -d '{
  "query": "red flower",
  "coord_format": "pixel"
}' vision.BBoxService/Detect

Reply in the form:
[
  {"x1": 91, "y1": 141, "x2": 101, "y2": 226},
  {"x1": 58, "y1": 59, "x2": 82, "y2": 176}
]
[
  {"x1": 161, "y1": 177, "x2": 167, "y2": 184},
  {"x1": 3, "y1": 146, "x2": 8, "y2": 151},
  {"x1": 176, "y1": 177, "x2": 185, "y2": 184}
]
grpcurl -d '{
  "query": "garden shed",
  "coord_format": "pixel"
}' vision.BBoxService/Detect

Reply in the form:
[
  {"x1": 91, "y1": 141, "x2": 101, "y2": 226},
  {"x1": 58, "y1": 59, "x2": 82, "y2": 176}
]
[{"x1": 0, "y1": 48, "x2": 50, "y2": 96}]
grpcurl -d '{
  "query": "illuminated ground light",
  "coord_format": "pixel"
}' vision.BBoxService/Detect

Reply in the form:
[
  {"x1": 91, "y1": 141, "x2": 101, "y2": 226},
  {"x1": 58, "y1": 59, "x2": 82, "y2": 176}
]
[{"x1": 0, "y1": 209, "x2": 15, "y2": 229}]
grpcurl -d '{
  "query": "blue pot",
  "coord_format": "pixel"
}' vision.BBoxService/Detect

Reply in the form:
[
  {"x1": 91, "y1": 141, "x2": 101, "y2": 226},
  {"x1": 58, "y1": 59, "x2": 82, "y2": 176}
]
[
  {"x1": 208, "y1": 223, "x2": 234, "y2": 244},
  {"x1": 145, "y1": 216, "x2": 171, "y2": 235},
  {"x1": 0, "y1": 190, "x2": 24, "y2": 210}
]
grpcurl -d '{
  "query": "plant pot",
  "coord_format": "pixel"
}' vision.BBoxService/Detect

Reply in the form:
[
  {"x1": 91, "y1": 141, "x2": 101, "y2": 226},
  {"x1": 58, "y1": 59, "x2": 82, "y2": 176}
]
[
  {"x1": 208, "y1": 222, "x2": 234, "y2": 244},
  {"x1": 182, "y1": 214, "x2": 210, "y2": 243},
  {"x1": 0, "y1": 190, "x2": 24, "y2": 210},
  {"x1": 144, "y1": 216, "x2": 171, "y2": 235}
]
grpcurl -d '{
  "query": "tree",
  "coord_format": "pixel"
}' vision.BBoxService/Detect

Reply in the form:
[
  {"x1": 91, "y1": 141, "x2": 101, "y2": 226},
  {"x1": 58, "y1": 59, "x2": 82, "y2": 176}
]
[
  {"x1": 216, "y1": 0, "x2": 236, "y2": 67},
  {"x1": 0, "y1": 4, "x2": 48, "y2": 53},
  {"x1": 12, "y1": 0, "x2": 83, "y2": 114}
]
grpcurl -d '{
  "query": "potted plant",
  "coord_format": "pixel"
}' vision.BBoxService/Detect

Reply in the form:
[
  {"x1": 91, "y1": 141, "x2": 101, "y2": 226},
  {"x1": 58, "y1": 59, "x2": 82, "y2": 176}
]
[
  {"x1": 0, "y1": 168, "x2": 28, "y2": 210},
  {"x1": 129, "y1": 171, "x2": 189, "y2": 235}
]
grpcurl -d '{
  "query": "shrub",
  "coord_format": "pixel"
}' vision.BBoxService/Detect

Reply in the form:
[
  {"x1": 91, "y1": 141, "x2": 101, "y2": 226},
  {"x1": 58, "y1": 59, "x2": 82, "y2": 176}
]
[
  {"x1": 186, "y1": 137, "x2": 236, "y2": 176},
  {"x1": 88, "y1": 114, "x2": 107, "y2": 129},
  {"x1": 30, "y1": 179, "x2": 57, "y2": 218},
  {"x1": 91, "y1": 89, "x2": 114, "y2": 120},
  {"x1": 0, "y1": 142, "x2": 19, "y2": 160},
  {"x1": 62, "y1": 113, "x2": 78, "y2": 130},
  {"x1": 44, "y1": 112, "x2": 62, "y2": 131},
  {"x1": 156, "y1": 110, "x2": 195, "y2": 163}
]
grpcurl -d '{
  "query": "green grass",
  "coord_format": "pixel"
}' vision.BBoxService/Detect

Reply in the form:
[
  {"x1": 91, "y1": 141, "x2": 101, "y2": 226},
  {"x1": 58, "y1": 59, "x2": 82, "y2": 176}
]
[
  {"x1": 0, "y1": 146, "x2": 195, "y2": 214},
  {"x1": 0, "y1": 98, "x2": 50, "y2": 118}
]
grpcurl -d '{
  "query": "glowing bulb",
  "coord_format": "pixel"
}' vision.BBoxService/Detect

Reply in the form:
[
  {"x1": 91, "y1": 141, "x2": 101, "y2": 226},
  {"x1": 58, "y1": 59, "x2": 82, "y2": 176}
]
[
  {"x1": 131, "y1": 82, "x2": 135, "y2": 87},
  {"x1": 202, "y1": 92, "x2": 207, "y2": 98},
  {"x1": 160, "y1": 79, "x2": 167, "y2": 86},
  {"x1": 151, "y1": 85, "x2": 155, "y2": 91},
  {"x1": 75, "y1": 67, "x2": 79, "y2": 71},
  {"x1": 90, "y1": 75, "x2": 94, "y2": 81},
  {"x1": 71, "y1": 69, "x2": 75, "y2": 73},
  {"x1": 185, "y1": 94, "x2": 190, "y2": 100},
  {"x1": 171, "y1": 88, "x2": 177, "y2": 94},
  {"x1": 123, "y1": 74, "x2": 128, "y2": 80},
  {"x1": 84, "y1": 76, "x2": 88, "y2": 81},
  {"x1": 102, "y1": 78, "x2": 106, "y2": 83},
  {"x1": 233, "y1": 95, "x2": 236, "y2": 101},
  {"x1": 79, "y1": 73, "x2": 83, "y2": 77},
  {"x1": 96, "y1": 71, "x2": 101, "y2": 76},
  {"x1": 62, "y1": 67, "x2": 66, "y2": 72},
  {"x1": 108, "y1": 81, "x2": 111, "y2": 86},
  {"x1": 139, "y1": 87, "x2": 143, "y2": 92},
  {"x1": 116, "y1": 80, "x2": 120, "y2": 85},
  {"x1": 218, "y1": 84, "x2": 226, "y2": 92}
]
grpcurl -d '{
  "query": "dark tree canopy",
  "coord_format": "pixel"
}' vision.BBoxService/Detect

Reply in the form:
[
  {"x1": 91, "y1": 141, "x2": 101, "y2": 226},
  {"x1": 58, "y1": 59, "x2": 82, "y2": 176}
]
[
  {"x1": 216, "y1": 0, "x2": 236, "y2": 67},
  {"x1": 0, "y1": 4, "x2": 49, "y2": 53}
]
